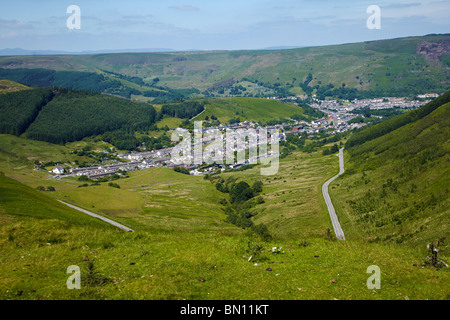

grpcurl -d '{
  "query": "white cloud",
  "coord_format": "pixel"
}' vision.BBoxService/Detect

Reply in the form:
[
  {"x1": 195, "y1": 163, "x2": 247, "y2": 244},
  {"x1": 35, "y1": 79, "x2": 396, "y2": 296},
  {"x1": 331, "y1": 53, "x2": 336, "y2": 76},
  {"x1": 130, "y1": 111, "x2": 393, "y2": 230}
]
[
  {"x1": 169, "y1": 4, "x2": 200, "y2": 11},
  {"x1": 0, "y1": 19, "x2": 33, "y2": 29},
  {"x1": 0, "y1": 32, "x2": 17, "y2": 39}
]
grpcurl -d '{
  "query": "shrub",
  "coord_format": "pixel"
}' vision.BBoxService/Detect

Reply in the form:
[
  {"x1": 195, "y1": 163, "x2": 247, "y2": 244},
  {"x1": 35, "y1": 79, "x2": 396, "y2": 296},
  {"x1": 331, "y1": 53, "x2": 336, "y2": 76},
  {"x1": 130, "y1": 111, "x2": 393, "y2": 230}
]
[
  {"x1": 246, "y1": 242, "x2": 268, "y2": 262},
  {"x1": 174, "y1": 166, "x2": 190, "y2": 175},
  {"x1": 252, "y1": 181, "x2": 263, "y2": 194},
  {"x1": 108, "y1": 182, "x2": 120, "y2": 189},
  {"x1": 251, "y1": 223, "x2": 272, "y2": 240},
  {"x1": 78, "y1": 175, "x2": 90, "y2": 181},
  {"x1": 324, "y1": 228, "x2": 336, "y2": 241},
  {"x1": 83, "y1": 261, "x2": 111, "y2": 287}
]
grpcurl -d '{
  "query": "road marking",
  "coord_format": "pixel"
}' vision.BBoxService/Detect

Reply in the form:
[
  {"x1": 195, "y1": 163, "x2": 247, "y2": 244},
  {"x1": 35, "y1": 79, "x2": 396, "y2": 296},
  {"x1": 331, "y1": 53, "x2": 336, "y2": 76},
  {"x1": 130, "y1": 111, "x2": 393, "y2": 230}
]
[{"x1": 322, "y1": 148, "x2": 345, "y2": 240}]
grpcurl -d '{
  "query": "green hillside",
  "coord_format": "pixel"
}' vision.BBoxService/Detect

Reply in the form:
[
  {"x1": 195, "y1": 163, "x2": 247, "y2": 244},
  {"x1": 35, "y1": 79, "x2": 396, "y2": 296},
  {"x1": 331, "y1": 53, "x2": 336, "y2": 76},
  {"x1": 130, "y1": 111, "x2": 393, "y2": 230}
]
[
  {"x1": 0, "y1": 88, "x2": 54, "y2": 136},
  {"x1": 25, "y1": 90, "x2": 157, "y2": 144},
  {"x1": 0, "y1": 34, "x2": 448, "y2": 98},
  {"x1": 0, "y1": 80, "x2": 30, "y2": 94},
  {"x1": 1, "y1": 154, "x2": 449, "y2": 300},
  {"x1": 331, "y1": 91, "x2": 450, "y2": 246},
  {"x1": 0, "y1": 88, "x2": 158, "y2": 146},
  {"x1": 0, "y1": 87, "x2": 312, "y2": 148},
  {"x1": 191, "y1": 97, "x2": 306, "y2": 124},
  {"x1": 0, "y1": 172, "x2": 108, "y2": 228}
]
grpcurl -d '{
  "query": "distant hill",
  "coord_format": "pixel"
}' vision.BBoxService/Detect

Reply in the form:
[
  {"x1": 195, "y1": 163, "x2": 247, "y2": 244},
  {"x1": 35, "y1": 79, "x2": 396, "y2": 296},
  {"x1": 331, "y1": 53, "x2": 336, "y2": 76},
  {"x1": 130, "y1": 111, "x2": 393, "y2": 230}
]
[
  {"x1": 0, "y1": 34, "x2": 448, "y2": 98},
  {"x1": 332, "y1": 91, "x2": 450, "y2": 246},
  {"x1": 0, "y1": 48, "x2": 176, "y2": 56},
  {"x1": 0, "y1": 80, "x2": 30, "y2": 94}
]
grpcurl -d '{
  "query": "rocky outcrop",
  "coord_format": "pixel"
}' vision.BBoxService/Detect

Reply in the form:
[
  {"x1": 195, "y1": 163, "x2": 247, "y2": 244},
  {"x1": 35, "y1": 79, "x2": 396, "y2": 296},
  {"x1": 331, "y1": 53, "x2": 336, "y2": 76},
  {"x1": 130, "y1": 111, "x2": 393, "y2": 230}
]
[{"x1": 417, "y1": 40, "x2": 450, "y2": 61}]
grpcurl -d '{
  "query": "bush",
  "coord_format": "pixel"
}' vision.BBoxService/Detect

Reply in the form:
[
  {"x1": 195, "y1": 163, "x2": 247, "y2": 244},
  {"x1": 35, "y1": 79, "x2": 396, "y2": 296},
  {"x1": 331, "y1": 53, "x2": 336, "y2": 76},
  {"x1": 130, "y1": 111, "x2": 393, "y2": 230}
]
[
  {"x1": 83, "y1": 261, "x2": 111, "y2": 287},
  {"x1": 108, "y1": 182, "x2": 120, "y2": 189},
  {"x1": 246, "y1": 242, "x2": 268, "y2": 262},
  {"x1": 174, "y1": 166, "x2": 190, "y2": 175},
  {"x1": 256, "y1": 196, "x2": 265, "y2": 204},
  {"x1": 324, "y1": 228, "x2": 336, "y2": 241},
  {"x1": 251, "y1": 223, "x2": 272, "y2": 240},
  {"x1": 252, "y1": 181, "x2": 263, "y2": 194}
]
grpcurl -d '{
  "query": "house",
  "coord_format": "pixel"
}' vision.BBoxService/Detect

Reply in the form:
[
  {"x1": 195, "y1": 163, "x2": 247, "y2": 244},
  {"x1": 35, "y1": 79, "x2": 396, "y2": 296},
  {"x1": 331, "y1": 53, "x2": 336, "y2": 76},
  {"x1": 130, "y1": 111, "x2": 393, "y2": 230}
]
[
  {"x1": 142, "y1": 159, "x2": 153, "y2": 166},
  {"x1": 52, "y1": 167, "x2": 65, "y2": 175}
]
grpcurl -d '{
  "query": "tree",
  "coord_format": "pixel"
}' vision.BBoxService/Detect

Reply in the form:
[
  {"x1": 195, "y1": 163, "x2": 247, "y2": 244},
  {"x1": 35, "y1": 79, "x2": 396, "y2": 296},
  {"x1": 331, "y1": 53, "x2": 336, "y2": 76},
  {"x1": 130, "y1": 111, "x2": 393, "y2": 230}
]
[
  {"x1": 78, "y1": 175, "x2": 90, "y2": 181},
  {"x1": 230, "y1": 181, "x2": 254, "y2": 204},
  {"x1": 330, "y1": 144, "x2": 339, "y2": 154},
  {"x1": 252, "y1": 181, "x2": 263, "y2": 194}
]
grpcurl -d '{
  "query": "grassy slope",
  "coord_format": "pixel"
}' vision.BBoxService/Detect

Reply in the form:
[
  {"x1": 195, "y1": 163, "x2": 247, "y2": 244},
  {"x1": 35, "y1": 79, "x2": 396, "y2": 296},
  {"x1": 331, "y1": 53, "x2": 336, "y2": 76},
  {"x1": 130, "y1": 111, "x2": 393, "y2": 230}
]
[
  {"x1": 0, "y1": 173, "x2": 108, "y2": 228},
  {"x1": 0, "y1": 35, "x2": 448, "y2": 93},
  {"x1": 0, "y1": 147, "x2": 448, "y2": 300},
  {"x1": 0, "y1": 80, "x2": 30, "y2": 94},
  {"x1": 217, "y1": 151, "x2": 337, "y2": 239},
  {"x1": 193, "y1": 97, "x2": 304, "y2": 124},
  {"x1": 0, "y1": 134, "x2": 109, "y2": 183},
  {"x1": 331, "y1": 100, "x2": 449, "y2": 246}
]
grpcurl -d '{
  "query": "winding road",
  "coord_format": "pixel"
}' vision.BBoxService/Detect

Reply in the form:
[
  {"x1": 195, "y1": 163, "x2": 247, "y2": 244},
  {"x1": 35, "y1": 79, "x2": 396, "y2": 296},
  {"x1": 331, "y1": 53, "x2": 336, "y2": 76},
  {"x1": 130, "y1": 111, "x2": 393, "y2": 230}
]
[
  {"x1": 322, "y1": 148, "x2": 346, "y2": 240},
  {"x1": 58, "y1": 200, "x2": 134, "y2": 232}
]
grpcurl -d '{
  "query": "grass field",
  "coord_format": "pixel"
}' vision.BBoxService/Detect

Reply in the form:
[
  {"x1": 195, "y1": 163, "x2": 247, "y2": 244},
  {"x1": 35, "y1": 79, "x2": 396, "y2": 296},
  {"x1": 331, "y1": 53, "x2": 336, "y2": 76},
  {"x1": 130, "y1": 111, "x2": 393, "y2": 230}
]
[
  {"x1": 192, "y1": 97, "x2": 305, "y2": 124},
  {"x1": 0, "y1": 159, "x2": 448, "y2": 300}
]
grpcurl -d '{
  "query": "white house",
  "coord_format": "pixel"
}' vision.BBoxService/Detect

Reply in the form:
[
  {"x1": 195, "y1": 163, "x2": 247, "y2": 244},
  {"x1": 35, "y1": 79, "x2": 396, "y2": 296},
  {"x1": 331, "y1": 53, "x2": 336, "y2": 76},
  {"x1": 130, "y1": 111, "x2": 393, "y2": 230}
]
[{"x1": 52, "y1": 167, "x2": 64, "y2": 174}]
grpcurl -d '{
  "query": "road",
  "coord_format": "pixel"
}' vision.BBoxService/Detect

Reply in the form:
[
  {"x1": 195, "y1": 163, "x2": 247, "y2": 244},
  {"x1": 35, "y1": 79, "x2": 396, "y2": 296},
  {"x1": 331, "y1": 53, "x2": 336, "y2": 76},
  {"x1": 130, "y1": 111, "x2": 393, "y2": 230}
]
[
  {"x1": 322, "y1": 148, "x2": 346, "y2": 240},
  {"x1": 58, "y1": 200, "x2": 134, "y2": 232}
]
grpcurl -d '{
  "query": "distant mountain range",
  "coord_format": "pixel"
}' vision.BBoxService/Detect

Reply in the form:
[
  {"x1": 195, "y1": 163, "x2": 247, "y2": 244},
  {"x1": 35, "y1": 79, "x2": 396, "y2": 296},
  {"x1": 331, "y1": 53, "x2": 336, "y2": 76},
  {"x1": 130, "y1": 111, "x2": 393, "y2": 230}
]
[
  {"x1": 0, "y1": 46, "x2": 308, "y2": 56},
  {"x1": 0, "y1": 48, "x2": 177, "y2": 56}
]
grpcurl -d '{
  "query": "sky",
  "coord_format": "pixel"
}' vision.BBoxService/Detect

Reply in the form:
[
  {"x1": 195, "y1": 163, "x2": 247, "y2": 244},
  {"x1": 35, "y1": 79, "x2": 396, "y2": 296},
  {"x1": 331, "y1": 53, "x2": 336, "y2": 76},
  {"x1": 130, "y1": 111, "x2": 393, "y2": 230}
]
[{"x1": 0, "y1": 0, "x2": 449, "y2": 52}]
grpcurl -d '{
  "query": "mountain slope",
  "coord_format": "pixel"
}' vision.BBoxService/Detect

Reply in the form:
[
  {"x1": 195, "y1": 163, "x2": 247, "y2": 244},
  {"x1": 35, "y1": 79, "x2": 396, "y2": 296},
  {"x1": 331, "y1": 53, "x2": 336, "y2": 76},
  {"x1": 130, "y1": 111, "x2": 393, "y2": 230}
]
[
  {"x1": 0, "y1": 88, "x2": 158, "y2": 145},
  {"x1": 0, "y1": 80, "x2": 30, "y2": 94},
  {"x1": 190, "y1": 97, "x2": 308, "y2": 124},
  {"x1": 0, "y1": 34, "x2": 448, "y2": 96},
  {"x1": 0, "y1": 172, "x2": 109, "y2": 228},
  {"x1": 331, "y1": 92, "x2": 450, "y2": 246}
]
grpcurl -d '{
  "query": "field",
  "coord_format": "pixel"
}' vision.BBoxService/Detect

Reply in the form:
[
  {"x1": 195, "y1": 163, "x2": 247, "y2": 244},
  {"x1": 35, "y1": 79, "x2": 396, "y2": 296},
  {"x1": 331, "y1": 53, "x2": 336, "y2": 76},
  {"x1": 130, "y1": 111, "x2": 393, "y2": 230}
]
[
  {"x1": 192, "y1": 97, "x2": 305, "y2": 124},
  {"x1": 0, "y1": 135, "x2": 449, "y2": 300}
]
